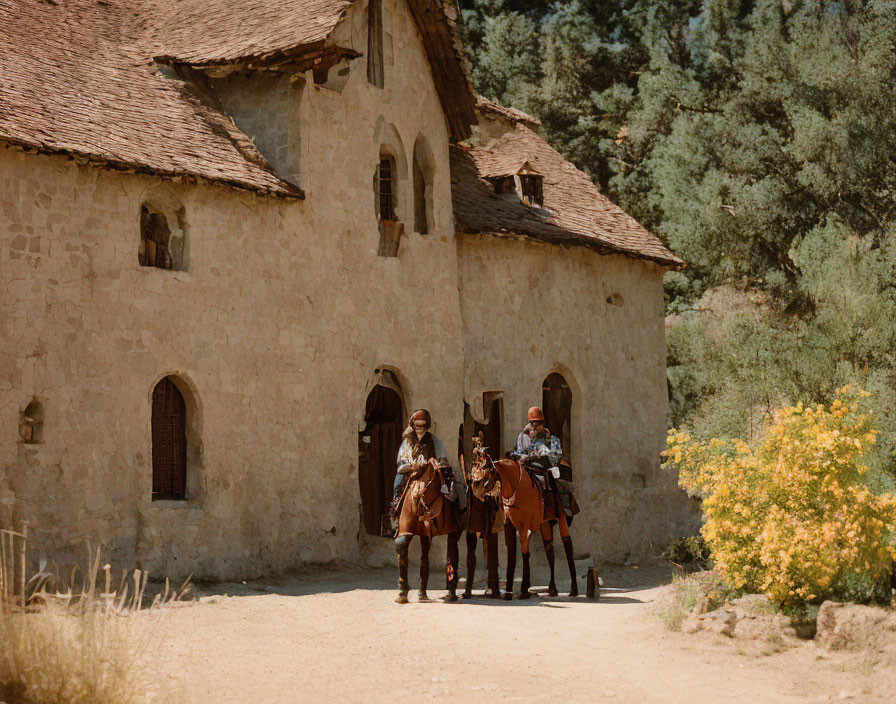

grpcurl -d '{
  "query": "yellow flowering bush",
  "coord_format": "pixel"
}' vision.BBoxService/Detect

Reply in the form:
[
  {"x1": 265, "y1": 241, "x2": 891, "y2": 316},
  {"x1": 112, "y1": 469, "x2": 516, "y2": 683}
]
[{"x1": 665, "y1": 387, "x2": 896, "y2": 609}]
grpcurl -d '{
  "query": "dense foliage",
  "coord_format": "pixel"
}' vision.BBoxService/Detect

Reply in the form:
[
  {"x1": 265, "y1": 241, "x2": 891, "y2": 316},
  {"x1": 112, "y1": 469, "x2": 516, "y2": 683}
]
[
  {"x1": 461, "y1": 0, "x2": 896, "y2": 473},
  {"x1": 666, "y1": 388, "x2": 896, "y2": 610}
]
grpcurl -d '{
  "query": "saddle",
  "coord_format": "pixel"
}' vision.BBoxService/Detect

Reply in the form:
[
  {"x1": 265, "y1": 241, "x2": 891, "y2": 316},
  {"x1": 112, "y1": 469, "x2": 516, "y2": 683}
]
[{"x1": 522, "y1": 460, "x2": 580, "y2": 523}]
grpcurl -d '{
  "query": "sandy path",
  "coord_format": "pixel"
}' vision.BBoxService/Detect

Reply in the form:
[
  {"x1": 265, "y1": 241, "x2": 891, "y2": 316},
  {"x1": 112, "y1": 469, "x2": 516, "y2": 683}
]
[{"x1": 144, "y1": 563, "x2": 894, "y2": 703}]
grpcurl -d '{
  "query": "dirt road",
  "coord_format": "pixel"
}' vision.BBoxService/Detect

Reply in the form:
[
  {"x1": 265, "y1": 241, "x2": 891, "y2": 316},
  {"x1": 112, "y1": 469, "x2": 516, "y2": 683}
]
[{"x1": 146, "y1": 563, "x2": 894, "y2": 703}]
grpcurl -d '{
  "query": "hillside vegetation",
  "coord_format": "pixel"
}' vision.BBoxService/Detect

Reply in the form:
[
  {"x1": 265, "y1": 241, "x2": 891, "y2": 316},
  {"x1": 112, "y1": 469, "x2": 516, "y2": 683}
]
[{"x1": 460, "y1": 0, "x2": 896, "y2": 478}]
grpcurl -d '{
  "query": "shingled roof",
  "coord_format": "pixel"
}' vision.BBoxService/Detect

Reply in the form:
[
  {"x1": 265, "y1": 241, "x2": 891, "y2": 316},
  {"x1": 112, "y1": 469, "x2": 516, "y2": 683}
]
[
  {"x1": 452, "y1": 123, "x2": 682, "y2": 267},
  {"x1": 141, "y1": 0, "x2": 476, "y2": 140},
  {"x1": 0, "y1": 0, "x2": 475, "y2": 197},
  {"x1": 475, "y1": 96, "x2": 541, "y2": 129},
  {"x1": 0, "y1": 0, "x2": 301, "y2": 197}
]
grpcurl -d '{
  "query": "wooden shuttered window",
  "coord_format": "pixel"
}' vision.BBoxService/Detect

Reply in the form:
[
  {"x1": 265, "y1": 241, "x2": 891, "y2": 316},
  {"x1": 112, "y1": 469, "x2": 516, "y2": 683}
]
[
  {"x1": 152, "y1": 378, "x2": 187, "y2": 500},
  {"x1": 367, "y1": 0, "x2": 384, "y2": 88}
]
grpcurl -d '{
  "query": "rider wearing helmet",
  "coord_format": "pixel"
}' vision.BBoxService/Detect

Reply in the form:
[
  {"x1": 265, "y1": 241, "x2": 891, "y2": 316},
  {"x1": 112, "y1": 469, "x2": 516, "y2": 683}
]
[
  {"x1": 512, "y1": 406, "x2": 562, "y2": 479},
  {"x1": 391, "y1": 408, "x2": 465, "y2": 602}
]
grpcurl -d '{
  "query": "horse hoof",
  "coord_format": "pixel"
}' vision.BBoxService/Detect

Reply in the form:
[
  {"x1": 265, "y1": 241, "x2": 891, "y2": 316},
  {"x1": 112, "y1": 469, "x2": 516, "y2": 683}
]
[
  {"x1": 569, "y1": 588, "x2": 579, "y2": 598},
  {"x1": 418, "y1": 592, "x2": 432, "y2": 602},
  {"x1": 548, "y1": 585, "x2": 559, "y2": 597},
  {"x1": 484, "y1": 589, "x2": 501, "y2": 600},
  {"x1": 461, "y1": 591, "x2": 472, "y2": 600},
  {"x1": 518, "y1": 591, "x2": 532, "y2": 600},
  {"x1": 502, "y1": 592, "x2": 514, "y2": 601},
  {"x1": 442, "y1": 593, "x2": 459, "y2": 603},
  {"x1": 395, "y1": 594, "x2": 409, "y2": 604}
]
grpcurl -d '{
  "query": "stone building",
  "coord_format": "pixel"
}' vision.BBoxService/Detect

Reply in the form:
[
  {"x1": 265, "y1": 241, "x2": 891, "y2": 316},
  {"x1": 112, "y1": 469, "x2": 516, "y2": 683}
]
[{"x1": 0, "y1": 0, "x2": 691, "y2": 579}]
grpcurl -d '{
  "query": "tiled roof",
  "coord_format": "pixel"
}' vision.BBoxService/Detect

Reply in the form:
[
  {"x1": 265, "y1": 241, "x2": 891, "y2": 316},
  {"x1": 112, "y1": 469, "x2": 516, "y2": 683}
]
[
  {"x1": 138, "y1": 0, "x2": 353, "y2": 67},
  {"x1": 0, "y1": 0, "x2": 300, "y2": 197},
  {"x1": 452, "y1": 124, "x2": 682, "y2": 267},
  {"x1": 475, "y1": 96, "x2": 541, "y2": 128}
]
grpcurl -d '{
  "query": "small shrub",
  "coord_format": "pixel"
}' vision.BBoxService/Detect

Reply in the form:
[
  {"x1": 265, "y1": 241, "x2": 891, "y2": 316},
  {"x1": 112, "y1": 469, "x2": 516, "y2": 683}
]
[
  {"x1": 661, "y1": 535, "x2": 711, "y2": 567},
  {"x1": 658, "y1": 570, "x2": 741, "y2": 631},
  {"x1": 665, "y1": 387, "x2": 896, "y2": 611}
]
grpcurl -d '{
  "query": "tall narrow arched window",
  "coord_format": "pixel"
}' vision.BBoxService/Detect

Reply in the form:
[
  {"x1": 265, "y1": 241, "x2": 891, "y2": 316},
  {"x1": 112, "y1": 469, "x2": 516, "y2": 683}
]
[
  {"x1": 367, "y1": 0, "x2": 384, "y2": 88},
  {"x1": 376, "y1": 156, "x2": 396, "y2": 222},
  {"x1": 152, "y1": 377, "x2": 187, "y2": 500},
  {"x1": 412, "y1": 135, "x2": 434, "y2": 235}
]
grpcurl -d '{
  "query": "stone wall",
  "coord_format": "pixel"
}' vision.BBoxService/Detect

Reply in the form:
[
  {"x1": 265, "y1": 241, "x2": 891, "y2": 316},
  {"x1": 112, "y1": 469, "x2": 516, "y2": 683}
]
[
  {"x1": 457, "y1": 233, "x2": 695, "y2": 562},
  {"x1": 210, "y1": 73, "x2": 303, "y2": 185}
]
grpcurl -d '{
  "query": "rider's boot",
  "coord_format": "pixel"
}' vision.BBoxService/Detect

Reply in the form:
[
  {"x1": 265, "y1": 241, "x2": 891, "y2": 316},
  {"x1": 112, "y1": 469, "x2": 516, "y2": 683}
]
[
  {"x1": 396, "y1": 540, "x2": 410, "y2": 604},
  {"x1": 519, "y1": 552, "x2": 532, "y2": 599},
  {"x1": 485, "y1": 532, "x2": 500, "y2": 599},
  {"x1": 562, "y1": 536, "x2": 579, "y2": 597},
  {"x1": 443, "y1": 529, "x2": 460, "y2": 602},
  {"x1": 462, "y1": 531, "x2": 477, "y2": 599},
  {"x1": 543, "y1": 537, "x2": 558, "y2": 597}
]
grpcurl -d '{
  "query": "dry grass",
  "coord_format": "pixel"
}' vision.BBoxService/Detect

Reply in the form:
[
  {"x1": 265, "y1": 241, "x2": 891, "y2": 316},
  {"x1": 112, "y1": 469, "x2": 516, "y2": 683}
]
[{"x1": 0, "y1": 525, "x2": 188, "y2": 704}]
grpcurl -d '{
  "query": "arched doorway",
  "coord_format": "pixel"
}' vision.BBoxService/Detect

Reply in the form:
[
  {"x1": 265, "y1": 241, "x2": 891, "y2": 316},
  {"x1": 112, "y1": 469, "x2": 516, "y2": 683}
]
[
  {"x1": 359, "y1": 377, "x2": 404, "y2": 536},
  {"x1": 542, "y1": 372, "x2": 572, "y2": 480}
]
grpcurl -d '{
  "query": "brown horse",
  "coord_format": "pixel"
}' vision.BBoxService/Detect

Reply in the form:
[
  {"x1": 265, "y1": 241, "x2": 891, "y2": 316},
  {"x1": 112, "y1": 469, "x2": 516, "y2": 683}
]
[
  {"x1": 463, "y1": 456, "x2": 505, "y2": 599},
  {"x1": 470, "y1": 445, "x2": 578, "y2": 599},
  {"x1": 394, "y1": 458, "x2": 461, "y2": 604}
]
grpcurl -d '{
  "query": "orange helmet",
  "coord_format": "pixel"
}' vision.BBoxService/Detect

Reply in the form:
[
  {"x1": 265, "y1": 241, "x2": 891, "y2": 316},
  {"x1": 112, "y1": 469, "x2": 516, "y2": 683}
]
[
  {"x1": 527, "y1": 406, "x2": 544, "y2": 422},
  {"x1": 409, "y1": 409, "x2": 431, "y2": 429}
]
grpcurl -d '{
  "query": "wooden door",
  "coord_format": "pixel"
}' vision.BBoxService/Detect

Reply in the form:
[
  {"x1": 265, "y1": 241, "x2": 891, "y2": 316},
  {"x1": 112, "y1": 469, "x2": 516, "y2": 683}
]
[
  {"x1": 359, "y1": 384, "x2": 403, "y2": 536},
  {"x1": 152, "y1": 378, "x2": 187, "y2": 500}
]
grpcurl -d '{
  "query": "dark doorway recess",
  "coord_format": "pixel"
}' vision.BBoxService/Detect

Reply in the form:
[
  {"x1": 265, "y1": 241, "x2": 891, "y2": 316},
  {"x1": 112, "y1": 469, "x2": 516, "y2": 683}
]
[
  {"x1": 462, "y1": 395, "x2": 503, "y2": 470},
  {"x1": 359, "y1": 382, "x2": 404, "y2": 536},
  {"x1": 152, "y1": 377, "x2": 187, "y2": 500},
  {"x1": 542, "y1": 372, "x2": 572, "y2": 480}
]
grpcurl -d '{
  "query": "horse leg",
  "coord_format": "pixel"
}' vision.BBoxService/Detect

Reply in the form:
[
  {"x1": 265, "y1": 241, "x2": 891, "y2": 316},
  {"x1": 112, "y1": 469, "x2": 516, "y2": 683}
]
[
  {"x1": 519, "y1": 530, "x2": 532, "y2": 600},
  {"x1": 503, "y1": 522, "x2": 517, "y2": 601},
  {"x1": 462, "y1": 530, "x2": 477, "y2": 599},
  {"x1": 395, "y1": 534, "x2": 410, "y2": 604},
  {"x1": 558, "y1": 513, "x2": 579, "y2": 597},
  {"x1": 443, "y1": 528, "x2": 461, "y2": 602},
  {"x1": 540, "y1": 522, "x2": 558, "y2": 597},
  {"x1": 419, "y1": 536, "x2": 431, "y2": 602},
  {"x1": 485, "y1": 530, "x2": 500, "y2": 598}
]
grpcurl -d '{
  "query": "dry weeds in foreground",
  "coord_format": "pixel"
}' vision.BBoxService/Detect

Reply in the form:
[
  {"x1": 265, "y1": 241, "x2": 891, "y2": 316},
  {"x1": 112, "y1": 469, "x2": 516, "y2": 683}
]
[{"x1": 0, "y1": 525, "x2": 189, "y2": 704}]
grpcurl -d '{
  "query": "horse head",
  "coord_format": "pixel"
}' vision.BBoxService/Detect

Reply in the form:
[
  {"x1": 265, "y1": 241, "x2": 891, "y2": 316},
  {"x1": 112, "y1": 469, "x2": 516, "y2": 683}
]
[{"x1": 470, "y1": 442, "x2": 501, "y2": 502}]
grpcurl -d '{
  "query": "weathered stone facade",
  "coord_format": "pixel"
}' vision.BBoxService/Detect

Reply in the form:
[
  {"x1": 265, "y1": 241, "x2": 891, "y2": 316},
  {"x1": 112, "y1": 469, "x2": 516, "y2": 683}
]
[{"x1": 0, "y1": 0, "x2": 692, "y2": 580}]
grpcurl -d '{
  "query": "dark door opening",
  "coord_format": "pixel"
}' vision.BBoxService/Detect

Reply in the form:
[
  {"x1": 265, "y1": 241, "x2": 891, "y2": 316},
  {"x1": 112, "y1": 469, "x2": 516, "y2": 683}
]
[
  {"x1": 542, "y1": 373, "x2": 572, "y2": 480},
  {"x1": 462, "y1": 396, "x2": 503, "y2": 470},
  {"x1": 359, "y1": 382, "x2": 404, "y2": 536}
]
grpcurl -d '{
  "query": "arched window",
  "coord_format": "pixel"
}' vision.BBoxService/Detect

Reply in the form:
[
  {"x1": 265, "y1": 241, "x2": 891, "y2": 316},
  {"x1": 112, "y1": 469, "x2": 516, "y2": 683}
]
[
  {"x1": 358, "y1": 371, "x2": 404, "y2": 536},
  {"x1": 376, "y1": 155, "x2": 396, "y2": 222},
  {"x1": 139, "y1": 189, "x2": 186, "y2": 271},
  {"x1": 542, "y1": 372, "x2": 572, "y2": 478},
  {"x1": 367, "y1": 0, "x2": 384, "y2": 88},
  {"x1": 152, "y1": 377, "x2": 187, "y2": 500},
  {"x1": 19, "y1": 398, "x2": 44, "y2": 444}
]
